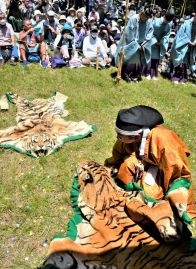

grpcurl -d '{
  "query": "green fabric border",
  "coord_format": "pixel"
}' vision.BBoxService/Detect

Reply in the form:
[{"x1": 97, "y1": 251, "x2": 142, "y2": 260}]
[
  {"x1": 0, "y1": 125, "x2": 96, "y2": 157},
  {"x1": 123, "y1": 181, "x2": 143, "y2": 192},
  {"x1": 182, "y1": 211, "x2": 192, "y2": 225},
  {"x1": 166, "y1": 178, "x2": 191, "y2": 196},
  {"x1": 53, "y1": 176, "x2": 84, "y2": 241},
  {"x1": 118, "y1": 178, "x2": 193, "y2": 223},
  {"x1": 2, "y1": 93, "x2": 97, "y2": 158},
  {"x1": 6, "y1": 92, "x2": 57, "y2": 104},
  {"x1": 115, "y1": 178, "x2": 160, "y2": 204},
  {"x1": 165, "y1": 178, "x2": 193, "y2": 224},
  {"x1": 53, "y1": 176, "x2": 193, "y2": 243},
  {"x1": 5, "y1": 93, "x2": 15, "y2": 104},
  {"x1": 62, "y1": 124, "x2": 97, "y2": 144},
  {"x1": 0, "y1": 144, "x2": 35, "y2": 157}
]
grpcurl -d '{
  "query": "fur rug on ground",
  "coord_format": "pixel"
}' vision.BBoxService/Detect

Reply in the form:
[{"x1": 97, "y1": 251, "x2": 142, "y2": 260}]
[
  {"x1": 42, "y1": 160, "x2": 196, "y2": 269},
  {"x1": 0, "y1": 93, "x2": 95, "y2": 157}
]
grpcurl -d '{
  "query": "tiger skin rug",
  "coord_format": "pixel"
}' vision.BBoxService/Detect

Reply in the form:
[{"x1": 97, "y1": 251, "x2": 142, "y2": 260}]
[
  {"x1": 0, "y1": 93, "x2": 96, "y2": 157},
  {"x1": 41, "y1": 160, "x2": 196, "y2": 269}
]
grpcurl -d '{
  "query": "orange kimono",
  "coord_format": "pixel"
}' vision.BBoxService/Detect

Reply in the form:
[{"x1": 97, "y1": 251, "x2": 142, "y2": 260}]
[{"x1": 105, "y1": 125, "x2": 195, "y2": 219}]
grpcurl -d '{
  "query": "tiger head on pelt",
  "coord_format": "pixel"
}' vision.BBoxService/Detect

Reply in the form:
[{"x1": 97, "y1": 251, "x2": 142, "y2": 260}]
[
  {"x1": 76, "y1": 160, "x2": 144, "y2": 216},
  {"x1": 76, "y1": 160, "x2": 187, "y2": 242},
  {"x1": 13, "y1": 119, "x2": 63, "y2": 158},
  {"x1": 42, "y1": 160, "x2": 196, "y2": 269},
  {"x1": 21, "y1": 131, "x2": 60, "y2": 158},
  {"x1": 0, "y1": 93, "x2": 94, "y2": 158}
]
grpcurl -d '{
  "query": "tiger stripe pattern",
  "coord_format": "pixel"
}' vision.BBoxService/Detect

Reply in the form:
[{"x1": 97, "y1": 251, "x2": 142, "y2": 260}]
[
  {"x1": 46, "y1": 160, "x2": 196, "y2": 269},
  {"x1": 0, "y1": 93, "x2": 94, "y2": 157}
]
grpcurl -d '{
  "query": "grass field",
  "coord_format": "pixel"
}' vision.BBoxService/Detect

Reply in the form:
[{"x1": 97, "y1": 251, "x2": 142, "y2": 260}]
[{"x1": 0, "y1": 64, "x2": 196, "y2": 269}]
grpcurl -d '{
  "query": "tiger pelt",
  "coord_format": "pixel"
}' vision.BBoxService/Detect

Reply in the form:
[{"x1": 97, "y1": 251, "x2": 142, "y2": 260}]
[
  {"x1": 0, "y1": 93, "x2": 95, "y2": 157},
  {"x1": 44, "y1": 160, "x2": 196, "y2": 269}
]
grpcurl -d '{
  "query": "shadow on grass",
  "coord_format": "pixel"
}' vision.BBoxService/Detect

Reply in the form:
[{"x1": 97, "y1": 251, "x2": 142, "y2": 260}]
[{"x1": 110, "y1": 71, "x2": 117, "y2": 78}]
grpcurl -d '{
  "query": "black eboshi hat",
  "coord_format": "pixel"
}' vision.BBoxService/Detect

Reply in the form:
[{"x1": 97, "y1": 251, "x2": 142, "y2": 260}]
[{"x1": 115, "y1": 105, "x2": 164, "y2": 135}]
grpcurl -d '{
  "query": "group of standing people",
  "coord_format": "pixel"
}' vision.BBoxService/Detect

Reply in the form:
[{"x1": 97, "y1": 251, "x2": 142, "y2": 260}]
[{"x1": 117, "y1": 6, "x2": 196, "y2": 84}]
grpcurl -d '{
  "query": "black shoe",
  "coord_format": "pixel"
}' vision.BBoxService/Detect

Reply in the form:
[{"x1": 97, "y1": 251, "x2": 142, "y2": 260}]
[
  {"x1": 21, "y1": 60, "x2": 30, "y2": 67},
  {"x1": 9, "y1": 59, "x2": 16, "y2": 66},
  {"x1": 122, "y1": 73, "x2": 131, "y2": 83},
  {"x1": 132, "y1": 77, "x2": 142, "y2": 83}
]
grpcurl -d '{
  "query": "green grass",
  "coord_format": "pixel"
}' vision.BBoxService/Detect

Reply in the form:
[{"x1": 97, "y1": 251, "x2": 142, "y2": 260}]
[{"x1": 0, "y1": 64, "x2": 196, "y2": 268}]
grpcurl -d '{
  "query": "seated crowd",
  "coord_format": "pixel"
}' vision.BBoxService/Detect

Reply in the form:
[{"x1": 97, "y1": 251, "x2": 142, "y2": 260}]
[{"x1": 0, "y1": 0, "x2": 195, "y2": 83}]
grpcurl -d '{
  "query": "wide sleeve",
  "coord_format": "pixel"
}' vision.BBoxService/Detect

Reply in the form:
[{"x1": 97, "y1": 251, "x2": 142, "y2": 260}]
[
  {"x1": 145, "y1": 19, "x2": 154, "y2": 41},
  {"x1": 159, "y1": 22, "x2": 172, "y2": 59},
  {"x1": 125, "y1": 16, "x2": 138, "y2": 44},
  {"x1": 150, "y1": 130, "x2": 191, "y2": 191},
  {"x1": 149, "y1": 128, "x2": 196, "y2": 222}
]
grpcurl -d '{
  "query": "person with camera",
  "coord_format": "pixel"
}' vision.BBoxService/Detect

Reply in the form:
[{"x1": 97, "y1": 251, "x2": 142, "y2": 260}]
[
  {"x1": 55, "y1": 23, "x2": 74, "y2": 60},
  {"x1": 19, "y1": 19, "x2": 48, "y2": 67},
  {"x1": 43, "y1": 10, "x2": 59, "y2": 51},
  {"x1": 31, "y1": 9, "x2": 45, "y2": 37}
]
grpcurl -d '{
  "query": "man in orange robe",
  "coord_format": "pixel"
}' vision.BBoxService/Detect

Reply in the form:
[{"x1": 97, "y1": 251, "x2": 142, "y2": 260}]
[{"x1": 105, "y1": 105, "x2": 195, "y2": 227}]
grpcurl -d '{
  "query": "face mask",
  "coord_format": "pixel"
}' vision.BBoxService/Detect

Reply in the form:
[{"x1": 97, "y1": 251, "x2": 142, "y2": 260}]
[
  {"x1": 60, "y1": 21, "x2": 66, "y2": 25},
  {"x1": 91, "y1": 33, "x2": 98, "y2": 39},
  {"x1": 0, "y1": 19, "x2": 6, "y2": 26},
  {"x1": 35, "y1": 15, "x2": 41, "y2": 21}
]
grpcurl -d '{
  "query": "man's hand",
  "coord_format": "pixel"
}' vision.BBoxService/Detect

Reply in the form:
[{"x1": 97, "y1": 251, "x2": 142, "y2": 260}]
[
  {"x1": 102, "y1": 30, "x2": 108, "y2": 34},
  {"x1": 140, "y1": 45, "x2": 145, "y2": 52},
  {"x1": 63, "y1": 34, "x2": 73, "y2": 40},
  {"x1": 109, "y1": 166, "x2": 118, "y2": 177},
  {"x1": 105, "y1": 57, "x2": 111, "y2": 64},
  {"x1": 28, "y1": 27, "x2": 34, "y2": 34},
  {"x1": 47, "y1": 24, "x2": 52, "y2": 30},
  {"x1": 189, "y1": 41, "x2": 196, "y2": 46},
  {"x1": 85, "y1": 57, "x2": 91, "y2": 65},
  {"x1": 27, "y1": 41, "x2": 36, "y2": 47},
  {"x1": 47, "y1": 25, "x2": 56, "y2": 33}
]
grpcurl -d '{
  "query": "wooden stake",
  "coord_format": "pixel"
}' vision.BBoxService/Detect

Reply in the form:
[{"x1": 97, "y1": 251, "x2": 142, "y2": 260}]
[
  {"x1": 115, "y1": 0, "x2": 129, "y2": 86},
  {"x1": 96, "y1": 47, "x2": 100, "y2": 71},
  {"x1": 180, "y1": 0, "x2": 187, "y2": 18}
]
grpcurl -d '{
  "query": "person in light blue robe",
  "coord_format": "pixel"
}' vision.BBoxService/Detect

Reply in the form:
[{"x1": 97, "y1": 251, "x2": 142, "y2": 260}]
[
  {"x1": 189, "y1": 16, "x2": 196, "y2": 77},
  {"x1": 171, "y1": 15, "x2": 196, "y2": 83},
  {"x1": 115, "y1": 8, "x2": 153, "y2": 82},
  {"x1": 145, "y1": 13, "x2": 174, "y2": 80}
]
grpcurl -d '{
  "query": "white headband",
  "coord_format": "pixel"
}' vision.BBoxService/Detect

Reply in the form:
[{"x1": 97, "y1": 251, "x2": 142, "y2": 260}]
[
  {"x1": 115, "y1": 125, "x2": 150, "y2": 157},
  {"x1": 115, "y1": 125, "x2": 143, "y2": 136}
]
